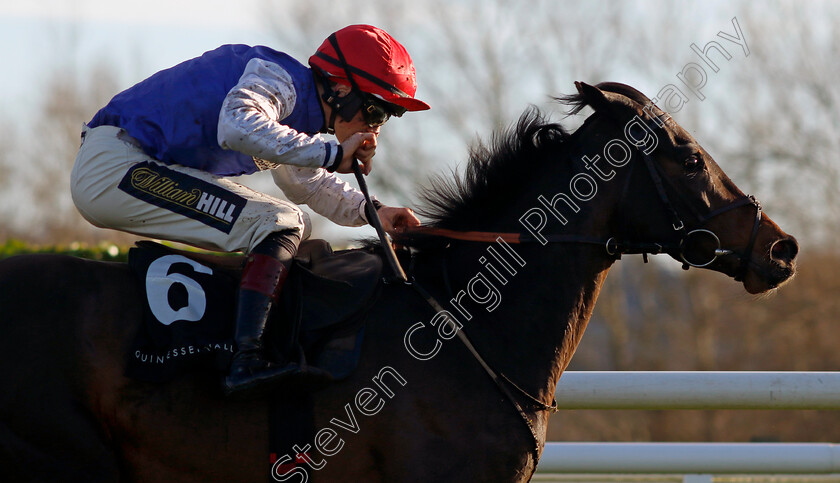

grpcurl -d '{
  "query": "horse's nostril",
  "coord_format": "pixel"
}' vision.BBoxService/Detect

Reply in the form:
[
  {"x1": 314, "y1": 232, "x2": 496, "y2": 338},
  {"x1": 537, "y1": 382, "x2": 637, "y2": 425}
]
[{"x1": 770, "y1": 237, "x2": 799, "y2": 264}]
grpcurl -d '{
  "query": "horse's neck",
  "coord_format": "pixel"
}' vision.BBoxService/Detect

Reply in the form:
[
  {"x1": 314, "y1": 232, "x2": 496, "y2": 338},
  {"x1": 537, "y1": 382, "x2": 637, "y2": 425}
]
[
  {"x1": 435, "y1": 138, "x2": 626, "y2": 414},
  {"x1": 439, "y1": 239, "x2": 613, "y2": 409}
]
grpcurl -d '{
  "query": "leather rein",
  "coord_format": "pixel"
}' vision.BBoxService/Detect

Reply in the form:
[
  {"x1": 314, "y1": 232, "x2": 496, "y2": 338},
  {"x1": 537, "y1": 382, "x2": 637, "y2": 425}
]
[
  {"x1": 353, "y1": 116, "x2": 763, "y2": 473},
  {"x1": 400, "y1": 117, "x2": 763, "y2": 282}
]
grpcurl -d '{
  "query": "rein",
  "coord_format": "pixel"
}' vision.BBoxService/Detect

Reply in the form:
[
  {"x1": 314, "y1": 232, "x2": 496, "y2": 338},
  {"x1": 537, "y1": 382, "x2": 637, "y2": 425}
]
[
  {"x1": 353, "y1": 115, "x2": 763, "y2": 474},
  {"x1": 399, "y1": 225, "x2": 673, "y2": 258},
  {"x1": 351, "y1": 164, "x2": 550, "y2": 472},
  {"x1": 407, "y1": 278, "x2": 554, "y2": 471},
  {"x1": 399, "y1": 117, "x2": 763, "y2": 281},
  {"x1": 631, "y1": 119, "x2": 763, "y2": 281}
]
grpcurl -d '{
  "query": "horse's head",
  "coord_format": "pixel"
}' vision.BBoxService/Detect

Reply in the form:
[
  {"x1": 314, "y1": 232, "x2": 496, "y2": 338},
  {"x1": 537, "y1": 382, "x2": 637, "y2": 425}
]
[{"x1": 570, "y1": 81, "x2": 797, "y2": 294}]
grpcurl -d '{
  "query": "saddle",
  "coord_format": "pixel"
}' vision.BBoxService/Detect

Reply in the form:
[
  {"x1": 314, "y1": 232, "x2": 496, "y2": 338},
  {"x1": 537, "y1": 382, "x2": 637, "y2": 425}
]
[{"x1": 125, "y1": 239, "x2": 383, "y2": 383}]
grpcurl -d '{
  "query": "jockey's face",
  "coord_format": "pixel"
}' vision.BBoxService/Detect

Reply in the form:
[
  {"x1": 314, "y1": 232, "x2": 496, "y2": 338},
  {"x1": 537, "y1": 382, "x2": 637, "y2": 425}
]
[
  {"x1": 325, "y1": 83, "x2": 382, "y2": 143},
  {"x1": 333, "y1": 107, "x2": 381, "y2": 143}
]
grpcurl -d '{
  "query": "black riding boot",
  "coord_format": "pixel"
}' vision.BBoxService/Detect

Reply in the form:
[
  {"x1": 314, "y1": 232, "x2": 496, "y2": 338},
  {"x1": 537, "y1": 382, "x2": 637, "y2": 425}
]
[
  {"x1": 223, "y1": 289, "x2": 298, "y2": 397},
  {"x1": 223, "y1": 232, "x2": 330, "y2": 398}
]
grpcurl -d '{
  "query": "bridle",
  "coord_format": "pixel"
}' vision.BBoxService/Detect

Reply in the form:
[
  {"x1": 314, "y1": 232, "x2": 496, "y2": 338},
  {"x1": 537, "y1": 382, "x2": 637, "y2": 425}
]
[
  {"x1": 355, "y1": 114, "x2": 763, "y2": 475},
  {"x1": 401, "y1": 116, "x2": 764, "y2": 282},
  {"x1": 630, "y1": 116, "x2": 763, "y2": 281}
]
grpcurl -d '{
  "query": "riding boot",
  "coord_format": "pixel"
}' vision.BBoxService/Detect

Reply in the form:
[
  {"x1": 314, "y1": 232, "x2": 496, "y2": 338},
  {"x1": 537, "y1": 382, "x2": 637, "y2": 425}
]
[{"x1": 223, "y1": 231, "x2": 331, "y2": 398}]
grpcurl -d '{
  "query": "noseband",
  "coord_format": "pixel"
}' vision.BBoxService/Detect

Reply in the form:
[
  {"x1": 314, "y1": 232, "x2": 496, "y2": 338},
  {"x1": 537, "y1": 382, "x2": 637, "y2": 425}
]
[
  {"x1": 402, "y1": 117, "x2": 763, "y2": 282},
  {"x1": 378, "y1": 116, "x2": 762, "y2": 474},
  {"x1": 629, "y1": 117, "x2": 762, "y2": 281}
]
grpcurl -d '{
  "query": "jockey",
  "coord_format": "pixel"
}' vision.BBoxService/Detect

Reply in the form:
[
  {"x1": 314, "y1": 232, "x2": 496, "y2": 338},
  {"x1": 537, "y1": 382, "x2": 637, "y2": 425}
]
[{"x1": 70, "y1": 24, "x2": 428, "y2": 396}]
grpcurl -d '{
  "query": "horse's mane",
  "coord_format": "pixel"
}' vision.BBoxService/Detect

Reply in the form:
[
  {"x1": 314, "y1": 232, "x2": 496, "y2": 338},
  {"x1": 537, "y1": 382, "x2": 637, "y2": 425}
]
[
  {"x1": 392, "y1": 82, "x2": 649, "y2": 249},
  {"x1": 415, "y1": 106, "x2": 571, "y2": 231}
]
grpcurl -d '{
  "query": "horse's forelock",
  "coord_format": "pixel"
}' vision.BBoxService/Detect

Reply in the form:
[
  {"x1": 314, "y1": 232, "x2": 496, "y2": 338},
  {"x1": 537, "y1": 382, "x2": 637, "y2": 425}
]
[{"x1": 556, "y1": 92, "x2": 588, "y2": 116}]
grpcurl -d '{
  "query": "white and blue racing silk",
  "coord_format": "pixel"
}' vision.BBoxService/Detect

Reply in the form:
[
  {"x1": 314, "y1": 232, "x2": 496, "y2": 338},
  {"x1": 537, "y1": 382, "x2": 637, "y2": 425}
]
[
  {"x1": 89, "y1": 44, "x2": 338, "y2": 176},
  {"x1": 88, "y1": 44, "x2": 372, "y2": 227}
]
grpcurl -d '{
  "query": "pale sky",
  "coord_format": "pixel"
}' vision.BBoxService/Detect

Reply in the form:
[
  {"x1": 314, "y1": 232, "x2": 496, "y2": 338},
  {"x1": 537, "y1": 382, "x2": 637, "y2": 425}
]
[
  {"x1": 0, "y1": 0, "x2": 278, "y2": 120},
  {"x1": 0, "y1": 1, "x2": 259, "y2": 26}
]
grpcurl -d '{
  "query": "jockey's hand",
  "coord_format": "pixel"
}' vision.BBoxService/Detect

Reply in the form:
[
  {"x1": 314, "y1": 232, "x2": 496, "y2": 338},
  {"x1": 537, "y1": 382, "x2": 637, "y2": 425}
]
[
  {"x1": 376, "y1": 206, "x2": 421, "y2": 234},
  {"x1": 335, "y1": 132, "x2": 377, "y2": 174}
]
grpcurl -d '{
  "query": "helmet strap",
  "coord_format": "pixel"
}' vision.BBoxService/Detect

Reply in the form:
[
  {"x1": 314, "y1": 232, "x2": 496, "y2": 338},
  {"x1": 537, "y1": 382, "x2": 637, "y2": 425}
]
[
  {"x1": 316, "y1": 72, "x2": 339, "y2": 134},
  {"x1": 314, "y1": 68, "x2": 365, "y2": 134},
  {"x1": 314, "y1": 33, "x2": 411, "y2": 98},
  {"x1": 328, "y1": 34, "x2": 363, "y2": 92},
  {"x1": 314, "y1": 33, "x2": 405, "y2": 133},
  {"x1": 326, "y1": 106, "x2": 338, "y2": 135}
]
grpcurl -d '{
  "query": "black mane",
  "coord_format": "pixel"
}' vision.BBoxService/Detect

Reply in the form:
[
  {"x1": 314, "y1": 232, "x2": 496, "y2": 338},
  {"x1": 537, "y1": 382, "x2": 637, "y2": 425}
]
[{"x1": 415, "y1": 106, "x2": 570, "y2": 230}]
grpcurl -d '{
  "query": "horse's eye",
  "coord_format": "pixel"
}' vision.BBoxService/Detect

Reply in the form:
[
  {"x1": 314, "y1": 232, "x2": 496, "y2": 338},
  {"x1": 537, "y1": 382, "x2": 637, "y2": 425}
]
[{"x1": 683, "y1": 154, "x2": 702, "y2": 171}]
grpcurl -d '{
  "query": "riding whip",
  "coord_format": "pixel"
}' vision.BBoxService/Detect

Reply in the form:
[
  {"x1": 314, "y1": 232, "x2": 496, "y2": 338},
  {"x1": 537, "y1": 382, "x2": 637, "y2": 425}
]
[{"x1": 351, "y1": 161, "x2": 408, "y2": 282}]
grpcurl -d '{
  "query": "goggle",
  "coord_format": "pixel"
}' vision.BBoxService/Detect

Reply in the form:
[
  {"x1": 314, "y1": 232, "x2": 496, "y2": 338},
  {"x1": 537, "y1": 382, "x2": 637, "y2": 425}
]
[{"x1": 360, "y1": 94, "x2": 406, "y2": 127}]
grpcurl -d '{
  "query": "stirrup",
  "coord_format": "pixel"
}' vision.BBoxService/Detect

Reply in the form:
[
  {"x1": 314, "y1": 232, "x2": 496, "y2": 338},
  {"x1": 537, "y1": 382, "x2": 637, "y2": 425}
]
[
  {"x1": 223, "y1": 359, "x2": 299, "y2": 397},
  {"x1": 223, "y1": 357, "x2": 333, "y2": 398}
]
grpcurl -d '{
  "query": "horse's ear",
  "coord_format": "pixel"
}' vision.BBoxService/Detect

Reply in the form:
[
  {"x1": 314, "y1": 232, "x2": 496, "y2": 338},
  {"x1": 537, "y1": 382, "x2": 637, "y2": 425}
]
[
  {"x1": 575, "y1": 81, "x2": 643, "y2": 120},
  {"x1": 574, "y1": 82, "x2": 608, "y2": 108}
]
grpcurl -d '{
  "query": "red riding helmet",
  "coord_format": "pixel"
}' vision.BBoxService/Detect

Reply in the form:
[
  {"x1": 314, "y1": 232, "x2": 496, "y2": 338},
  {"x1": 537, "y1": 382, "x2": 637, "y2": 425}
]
[{"x1": 309, "y1": 24, "x2": 430, "y2": 112}]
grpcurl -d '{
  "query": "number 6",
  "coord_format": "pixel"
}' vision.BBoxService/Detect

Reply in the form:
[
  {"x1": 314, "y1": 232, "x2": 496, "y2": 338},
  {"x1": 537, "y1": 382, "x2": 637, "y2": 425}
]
[{"x1": 145, "y1": 255, "x2": 213, "y2": 326}]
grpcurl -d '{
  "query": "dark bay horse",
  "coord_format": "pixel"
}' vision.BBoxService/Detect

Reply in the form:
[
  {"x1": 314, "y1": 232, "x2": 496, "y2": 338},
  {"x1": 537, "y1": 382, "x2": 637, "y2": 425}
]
[{"x1": 0, "y1": 82, "x2": 797, "y2": 482}]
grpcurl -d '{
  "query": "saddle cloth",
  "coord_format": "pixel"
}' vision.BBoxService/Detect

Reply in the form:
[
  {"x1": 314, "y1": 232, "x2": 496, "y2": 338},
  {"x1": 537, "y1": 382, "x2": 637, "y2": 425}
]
[{"x1": 125, "y1": 239, "x2": 383, "y2": 383}]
